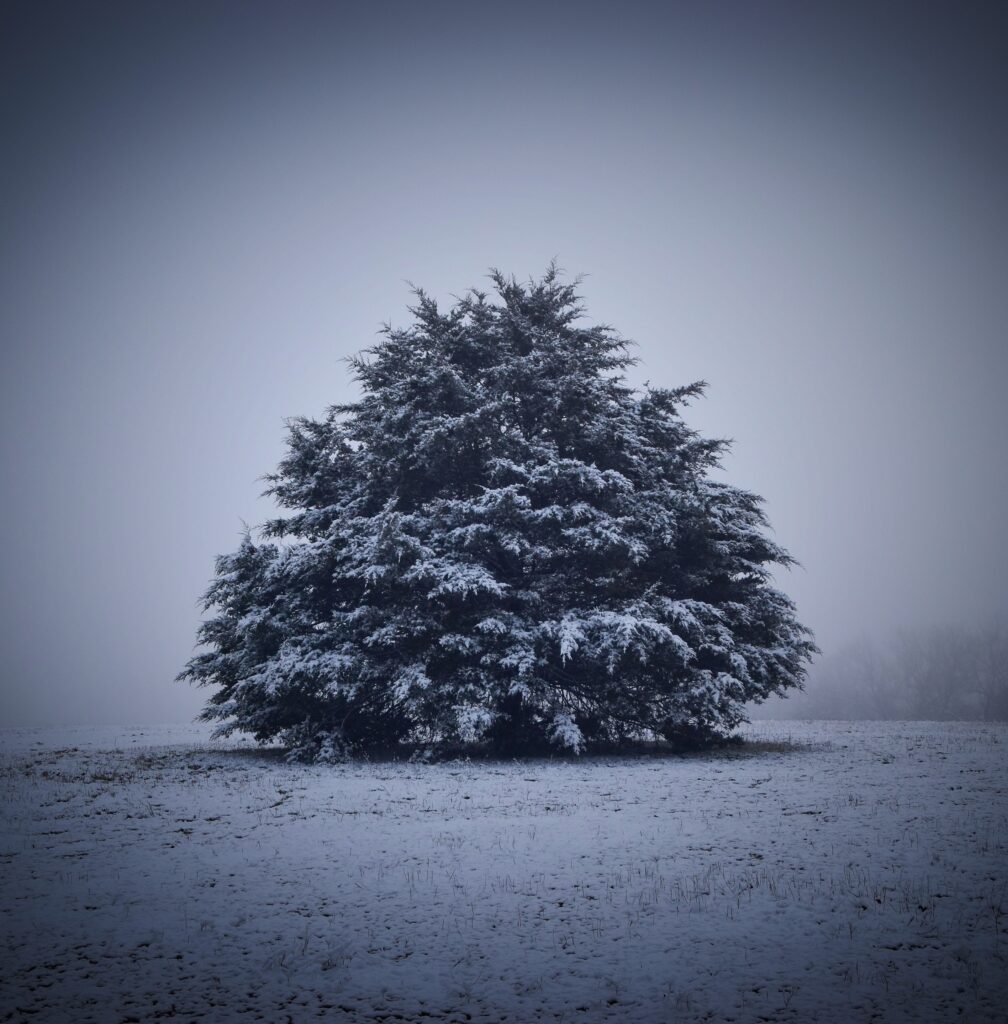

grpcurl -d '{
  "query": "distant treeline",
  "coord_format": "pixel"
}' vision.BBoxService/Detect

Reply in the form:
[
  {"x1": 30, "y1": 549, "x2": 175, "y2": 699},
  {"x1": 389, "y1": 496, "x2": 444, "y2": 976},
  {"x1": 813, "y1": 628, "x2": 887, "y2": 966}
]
[{"x1": 754, "y1": 619, "x2": 1008, "y2": 721}]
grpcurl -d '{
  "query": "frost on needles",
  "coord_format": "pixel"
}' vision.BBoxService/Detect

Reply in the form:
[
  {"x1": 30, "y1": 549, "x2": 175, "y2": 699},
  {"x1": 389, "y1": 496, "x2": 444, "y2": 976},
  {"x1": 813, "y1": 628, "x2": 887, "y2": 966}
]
[{"x1": 179, "y1": 267, "x2": 817, "y2": 760}]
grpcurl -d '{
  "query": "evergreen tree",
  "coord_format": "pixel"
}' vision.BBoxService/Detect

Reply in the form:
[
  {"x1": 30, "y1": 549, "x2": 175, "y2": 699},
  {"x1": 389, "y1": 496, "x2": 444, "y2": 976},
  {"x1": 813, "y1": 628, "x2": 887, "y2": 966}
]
[{"x1": 179, "y1": 266, "x2": 816, "y2": 759}]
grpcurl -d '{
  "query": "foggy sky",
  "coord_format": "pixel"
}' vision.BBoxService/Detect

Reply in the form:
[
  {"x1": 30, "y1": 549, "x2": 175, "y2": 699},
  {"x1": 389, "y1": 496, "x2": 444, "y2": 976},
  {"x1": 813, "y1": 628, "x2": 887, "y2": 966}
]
[{"x1": 2, "y1": 1, "x2": 1006, "y2": 726}]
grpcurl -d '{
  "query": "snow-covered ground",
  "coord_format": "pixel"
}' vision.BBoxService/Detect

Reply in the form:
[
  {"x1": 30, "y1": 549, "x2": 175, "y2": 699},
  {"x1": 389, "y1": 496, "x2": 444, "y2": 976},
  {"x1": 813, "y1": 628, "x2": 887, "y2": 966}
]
[{"x1": 1, "y1": 722, "x2": 1005, "y2": 1023}]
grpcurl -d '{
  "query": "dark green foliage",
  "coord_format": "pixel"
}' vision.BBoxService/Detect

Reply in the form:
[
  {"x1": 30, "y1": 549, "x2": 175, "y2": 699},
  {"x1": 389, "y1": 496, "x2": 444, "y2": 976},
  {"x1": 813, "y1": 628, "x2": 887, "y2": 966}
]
[{"x1": 179, "y1": 266, "x2": 816, "y2": 759}]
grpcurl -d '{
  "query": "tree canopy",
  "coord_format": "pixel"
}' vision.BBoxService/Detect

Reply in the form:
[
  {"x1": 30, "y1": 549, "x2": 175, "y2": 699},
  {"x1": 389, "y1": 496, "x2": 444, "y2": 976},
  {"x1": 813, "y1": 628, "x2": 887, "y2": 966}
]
[{"x1": 180, "y1": 266, "x2": 816, "y2": 759}]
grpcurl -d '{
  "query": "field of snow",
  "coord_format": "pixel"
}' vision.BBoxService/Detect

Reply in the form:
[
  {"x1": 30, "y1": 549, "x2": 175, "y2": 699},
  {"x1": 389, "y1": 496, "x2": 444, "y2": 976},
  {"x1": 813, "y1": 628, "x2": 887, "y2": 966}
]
[{"x1": 1, "y1": 721, "x2": 1006, "y2": 1023}]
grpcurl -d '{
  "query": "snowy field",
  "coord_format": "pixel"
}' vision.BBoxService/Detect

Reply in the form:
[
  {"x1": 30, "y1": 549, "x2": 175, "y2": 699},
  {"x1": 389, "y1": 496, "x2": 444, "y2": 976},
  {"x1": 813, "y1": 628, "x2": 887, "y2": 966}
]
[{"x1": 1, "y1": 722, "x2": 1006, "y2": 1023}]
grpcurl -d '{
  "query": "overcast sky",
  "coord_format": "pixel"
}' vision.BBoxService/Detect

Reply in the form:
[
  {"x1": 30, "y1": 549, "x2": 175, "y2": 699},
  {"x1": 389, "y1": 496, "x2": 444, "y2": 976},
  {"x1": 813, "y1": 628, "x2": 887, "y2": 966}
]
[{"x1": 2, "y1": 1, "x2": 1006, "y2": 726}]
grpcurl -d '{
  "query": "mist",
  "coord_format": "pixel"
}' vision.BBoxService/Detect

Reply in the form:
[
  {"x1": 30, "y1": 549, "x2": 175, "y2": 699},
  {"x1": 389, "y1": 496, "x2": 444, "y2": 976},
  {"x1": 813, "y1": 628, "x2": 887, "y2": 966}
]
[{"x1": 2, "y1": 0, "x2": 1006, "y2": 727}]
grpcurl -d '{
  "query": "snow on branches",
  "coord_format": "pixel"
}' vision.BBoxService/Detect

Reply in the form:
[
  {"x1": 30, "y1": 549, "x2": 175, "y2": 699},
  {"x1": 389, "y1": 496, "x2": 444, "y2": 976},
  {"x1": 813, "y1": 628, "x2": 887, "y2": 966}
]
[{"x1": 179, "y1": 266, "x2": 816, "y2": 757}]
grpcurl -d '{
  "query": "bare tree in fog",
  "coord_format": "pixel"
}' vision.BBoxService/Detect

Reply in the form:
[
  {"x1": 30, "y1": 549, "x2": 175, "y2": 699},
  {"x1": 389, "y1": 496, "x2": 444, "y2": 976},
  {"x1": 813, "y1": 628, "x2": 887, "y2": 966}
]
[
  {"x1": 974, "y1": 620, "x2": 1008, "y2": 720},
  {"x1": 759, "y1": 618, "x2": 1008, "y2": 721}
]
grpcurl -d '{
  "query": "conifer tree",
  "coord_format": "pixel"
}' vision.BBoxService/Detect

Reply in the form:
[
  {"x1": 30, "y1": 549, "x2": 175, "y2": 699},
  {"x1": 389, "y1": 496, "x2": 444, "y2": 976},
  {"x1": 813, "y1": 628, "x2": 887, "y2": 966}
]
[{"x1": 180, "y1": 266, "x2": 816, "y2": 759}]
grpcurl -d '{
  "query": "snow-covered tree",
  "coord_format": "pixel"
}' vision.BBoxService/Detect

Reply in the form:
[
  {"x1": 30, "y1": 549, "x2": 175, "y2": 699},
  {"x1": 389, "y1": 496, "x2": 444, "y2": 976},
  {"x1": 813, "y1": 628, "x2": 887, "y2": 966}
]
[{"x1": 180, "y1": 266, "x2": 816, "y2": 759}]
